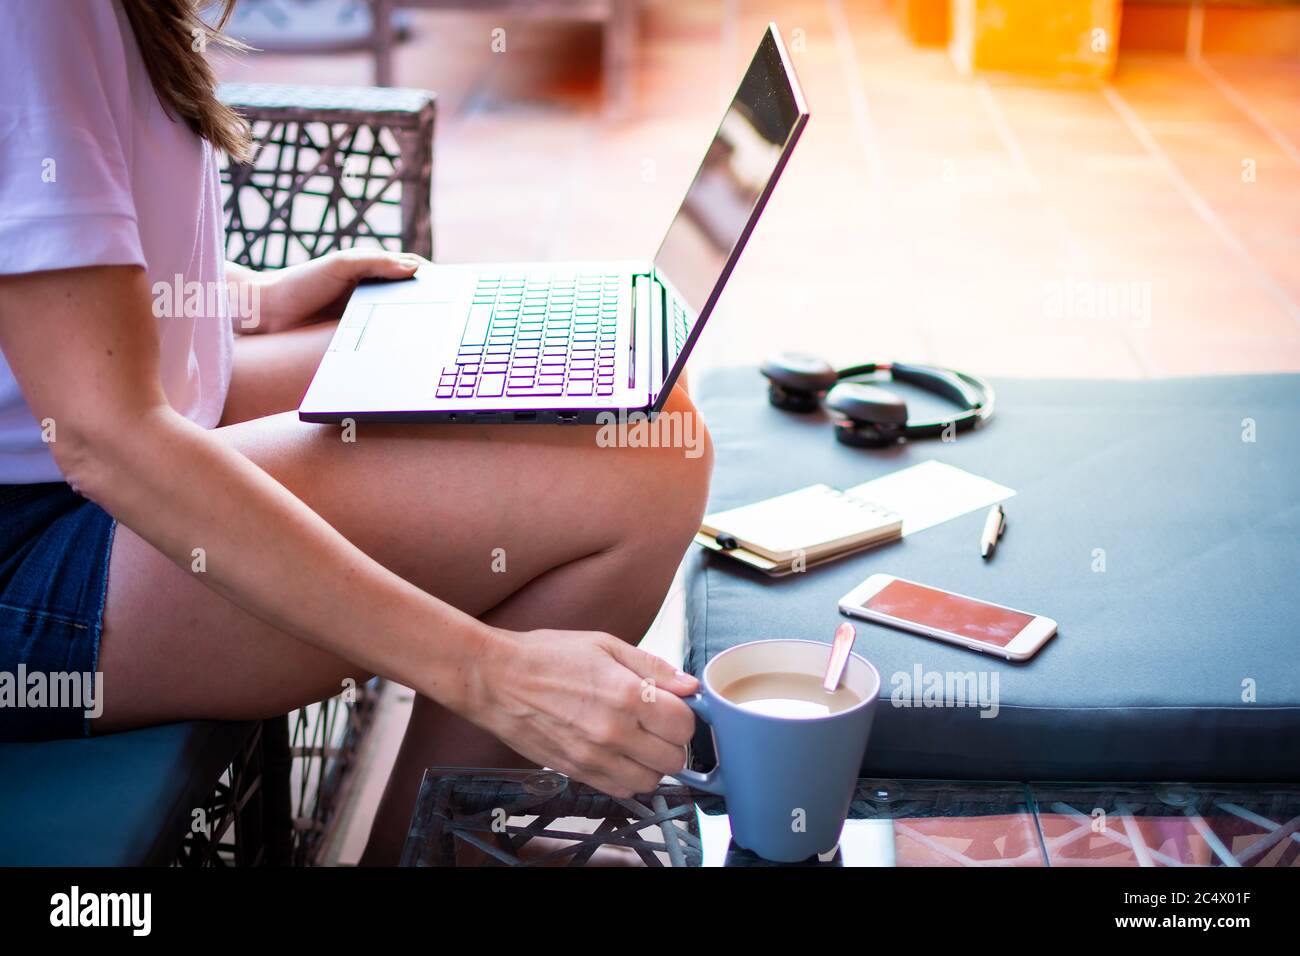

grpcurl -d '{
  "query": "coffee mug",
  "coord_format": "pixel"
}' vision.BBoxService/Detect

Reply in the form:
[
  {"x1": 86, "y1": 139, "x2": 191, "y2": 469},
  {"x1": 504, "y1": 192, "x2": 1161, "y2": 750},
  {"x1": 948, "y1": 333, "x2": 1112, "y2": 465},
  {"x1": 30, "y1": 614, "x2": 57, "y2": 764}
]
[{"x1": 673, "y1": 639, "x2": 881, "y2": 862}]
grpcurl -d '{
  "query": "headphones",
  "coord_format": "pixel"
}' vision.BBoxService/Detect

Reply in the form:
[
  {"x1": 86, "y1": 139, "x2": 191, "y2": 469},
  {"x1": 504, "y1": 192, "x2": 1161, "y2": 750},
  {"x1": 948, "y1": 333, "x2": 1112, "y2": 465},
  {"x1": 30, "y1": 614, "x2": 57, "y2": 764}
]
[{"x1": 760, "y1": 352, "x2": 995, "y2": 448}]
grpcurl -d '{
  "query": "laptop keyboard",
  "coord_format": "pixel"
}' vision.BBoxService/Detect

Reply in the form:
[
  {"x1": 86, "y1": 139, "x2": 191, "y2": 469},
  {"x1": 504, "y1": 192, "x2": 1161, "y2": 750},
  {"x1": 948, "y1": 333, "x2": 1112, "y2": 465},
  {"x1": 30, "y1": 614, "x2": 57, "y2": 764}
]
[{"x1": 438, "y1": 272, "x2": 622, "y2": 400}]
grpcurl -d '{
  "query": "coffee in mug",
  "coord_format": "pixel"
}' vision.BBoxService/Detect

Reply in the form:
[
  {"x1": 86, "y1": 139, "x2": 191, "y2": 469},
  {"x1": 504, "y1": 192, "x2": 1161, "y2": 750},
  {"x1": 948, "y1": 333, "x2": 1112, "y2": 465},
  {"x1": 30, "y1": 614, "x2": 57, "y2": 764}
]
[{"x1": 719, "y1": 672, "x2": 862, "y2": 719}]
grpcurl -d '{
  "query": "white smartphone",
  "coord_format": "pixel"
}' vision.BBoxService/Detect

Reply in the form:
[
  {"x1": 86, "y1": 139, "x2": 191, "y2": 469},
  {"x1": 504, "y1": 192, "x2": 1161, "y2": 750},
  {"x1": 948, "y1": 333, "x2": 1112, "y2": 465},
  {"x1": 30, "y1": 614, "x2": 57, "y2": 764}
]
[{"x1": 838, "y1": 574, "x2": 1057, "y2": 662}]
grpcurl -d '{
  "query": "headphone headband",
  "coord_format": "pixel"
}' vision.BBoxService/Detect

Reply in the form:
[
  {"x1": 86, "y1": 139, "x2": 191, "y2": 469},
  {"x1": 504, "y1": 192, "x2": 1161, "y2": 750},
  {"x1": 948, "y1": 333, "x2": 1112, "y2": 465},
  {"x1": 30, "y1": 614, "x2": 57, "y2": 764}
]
[{"x1": 761, "y1": 353, "x2": 994, "y2": 447}]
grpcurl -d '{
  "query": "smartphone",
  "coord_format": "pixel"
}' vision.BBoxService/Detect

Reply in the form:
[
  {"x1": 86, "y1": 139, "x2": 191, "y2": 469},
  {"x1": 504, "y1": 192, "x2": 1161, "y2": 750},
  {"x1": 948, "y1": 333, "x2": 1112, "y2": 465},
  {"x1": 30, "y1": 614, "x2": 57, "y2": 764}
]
[{"x1": 838, "y1": 574, "x2": 1056, "y2": 661}]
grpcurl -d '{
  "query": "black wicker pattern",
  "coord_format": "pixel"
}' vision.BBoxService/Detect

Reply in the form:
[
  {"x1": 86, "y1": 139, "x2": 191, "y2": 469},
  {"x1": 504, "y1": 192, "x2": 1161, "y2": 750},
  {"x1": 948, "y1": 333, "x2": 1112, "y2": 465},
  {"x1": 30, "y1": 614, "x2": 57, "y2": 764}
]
[
  {"x1": 218, "y1": 82, "x2": 434, "y2": 268},
  {"x1": 174, "y1": 723, "x2": 278, "y2": 867},
  {"x1": 285, "y1": 678, "x2": 383, "y2": 866},
  {"x1": 402, "y1": 769, "x2": 703, "y2": 867}
]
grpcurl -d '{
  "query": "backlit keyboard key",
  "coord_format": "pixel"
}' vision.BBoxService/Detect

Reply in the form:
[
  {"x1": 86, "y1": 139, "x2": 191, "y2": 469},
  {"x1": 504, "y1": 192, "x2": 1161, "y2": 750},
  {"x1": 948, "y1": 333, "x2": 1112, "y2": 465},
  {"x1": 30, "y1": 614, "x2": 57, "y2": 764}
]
[
  {"x1": 477, "y1": 373, "x2": 506, "y2": 397},
  {"x1": 461, "y1": 304, "x2": 493, "y2": 347}
]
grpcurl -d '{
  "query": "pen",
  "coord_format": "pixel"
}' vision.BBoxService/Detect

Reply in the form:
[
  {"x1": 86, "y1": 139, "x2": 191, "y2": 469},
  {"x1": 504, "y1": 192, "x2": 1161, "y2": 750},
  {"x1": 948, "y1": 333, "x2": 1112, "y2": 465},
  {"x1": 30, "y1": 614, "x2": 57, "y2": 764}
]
[{"x1": 980, "y1": 504, "x2": 1006, "y2": 560}]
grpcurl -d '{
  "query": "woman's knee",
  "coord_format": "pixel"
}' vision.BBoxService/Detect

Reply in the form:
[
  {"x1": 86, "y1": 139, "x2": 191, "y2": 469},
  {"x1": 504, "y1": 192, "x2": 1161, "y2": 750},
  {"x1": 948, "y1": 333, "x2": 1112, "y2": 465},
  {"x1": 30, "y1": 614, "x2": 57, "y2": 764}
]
[
  {"x1": 607, "y1": 385, "x2": 713, "y2": 552},
  {"x1": 657, "y1": 385, "x2": 714, "y2": 534}
]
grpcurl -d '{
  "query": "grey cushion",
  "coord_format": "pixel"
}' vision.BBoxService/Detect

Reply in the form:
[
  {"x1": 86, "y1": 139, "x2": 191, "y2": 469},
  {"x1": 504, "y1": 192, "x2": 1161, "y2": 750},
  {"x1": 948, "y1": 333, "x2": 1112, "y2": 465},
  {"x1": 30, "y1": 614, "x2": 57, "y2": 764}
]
[{"x1": 685, "y1": 368, "x2": 1300, "y2": 781}]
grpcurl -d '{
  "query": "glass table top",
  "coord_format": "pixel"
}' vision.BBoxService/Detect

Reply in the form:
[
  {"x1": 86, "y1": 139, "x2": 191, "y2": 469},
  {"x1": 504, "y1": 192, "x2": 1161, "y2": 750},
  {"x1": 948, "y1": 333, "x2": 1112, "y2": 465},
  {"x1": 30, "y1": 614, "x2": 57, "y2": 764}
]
[{"x1": 400, "y1": 768, "x2": 1300, "y2": 867}]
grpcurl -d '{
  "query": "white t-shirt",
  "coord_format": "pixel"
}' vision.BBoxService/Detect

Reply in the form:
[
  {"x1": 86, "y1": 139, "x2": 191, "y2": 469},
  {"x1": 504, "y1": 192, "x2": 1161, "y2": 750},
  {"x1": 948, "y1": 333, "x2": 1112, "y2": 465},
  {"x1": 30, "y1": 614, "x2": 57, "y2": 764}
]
[{"x1": 0, "y1": 1, "x2": 232, "y2": 484}]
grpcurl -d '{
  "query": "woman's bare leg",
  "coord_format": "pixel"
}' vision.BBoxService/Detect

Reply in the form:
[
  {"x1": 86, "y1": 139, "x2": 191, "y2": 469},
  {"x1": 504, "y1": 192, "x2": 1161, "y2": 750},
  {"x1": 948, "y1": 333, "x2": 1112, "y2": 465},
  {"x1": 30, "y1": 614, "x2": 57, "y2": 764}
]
[
  {"x1": 97, "y1": 320, "x2": 712, "y2": 860},
  {"x1": 219, "y1": 322, "x2": 340, "y2": 427},
  {"x1": 99, "y1": 386, "x2": 710, "y2": 721}
]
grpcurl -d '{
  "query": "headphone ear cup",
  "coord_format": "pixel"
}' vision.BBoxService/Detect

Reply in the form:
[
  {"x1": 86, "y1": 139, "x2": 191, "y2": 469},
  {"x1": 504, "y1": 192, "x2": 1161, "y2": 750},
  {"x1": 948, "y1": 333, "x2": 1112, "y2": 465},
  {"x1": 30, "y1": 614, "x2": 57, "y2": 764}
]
[
  {"x1": 766, "y1": 381, "x2": 823, "y2": 413},
  {"x1": 824, "y1": 382, "x2": 909, "y2": 448},
  {"x1": 760, "y1": 352, "x2": 840, "y2": 413}
]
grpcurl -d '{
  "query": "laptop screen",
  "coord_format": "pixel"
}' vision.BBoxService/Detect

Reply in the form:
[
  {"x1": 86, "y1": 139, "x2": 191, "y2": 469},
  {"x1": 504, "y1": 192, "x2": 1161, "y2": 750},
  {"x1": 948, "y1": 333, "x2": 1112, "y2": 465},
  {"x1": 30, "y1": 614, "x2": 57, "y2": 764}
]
[{"x1": 652, "y1": 25, "x2": 807, "y2": 327}]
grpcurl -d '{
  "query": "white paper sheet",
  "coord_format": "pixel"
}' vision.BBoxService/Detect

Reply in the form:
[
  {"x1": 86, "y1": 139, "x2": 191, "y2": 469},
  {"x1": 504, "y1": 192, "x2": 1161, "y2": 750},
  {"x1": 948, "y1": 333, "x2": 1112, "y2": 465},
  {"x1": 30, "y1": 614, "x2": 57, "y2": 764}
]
[{"x1": 845, "y1": 460, "x2": 1015, "y2": 536}]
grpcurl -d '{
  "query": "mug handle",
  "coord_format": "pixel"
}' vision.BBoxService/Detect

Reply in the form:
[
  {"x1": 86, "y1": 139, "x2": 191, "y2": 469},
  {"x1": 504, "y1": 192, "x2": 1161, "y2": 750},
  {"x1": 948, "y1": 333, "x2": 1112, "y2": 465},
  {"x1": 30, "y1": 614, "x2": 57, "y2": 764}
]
[{"x1": 670, "y1": 693, "x2": 725, "y2": 795}]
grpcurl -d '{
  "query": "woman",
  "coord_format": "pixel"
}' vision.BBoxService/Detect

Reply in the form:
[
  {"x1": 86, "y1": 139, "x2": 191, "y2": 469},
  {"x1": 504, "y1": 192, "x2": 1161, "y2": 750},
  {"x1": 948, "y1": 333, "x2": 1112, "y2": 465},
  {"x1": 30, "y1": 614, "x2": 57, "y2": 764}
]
[{"x1": 0, "y1": 0, "x2": 710, "y2": 863}]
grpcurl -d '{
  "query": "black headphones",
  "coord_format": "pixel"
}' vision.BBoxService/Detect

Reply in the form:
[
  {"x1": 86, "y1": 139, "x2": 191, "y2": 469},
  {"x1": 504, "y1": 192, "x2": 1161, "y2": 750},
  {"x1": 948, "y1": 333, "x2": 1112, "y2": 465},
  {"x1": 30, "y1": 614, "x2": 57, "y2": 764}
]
[{"x1": 760, "y1": 352, "x2": 995, "y2": 448}]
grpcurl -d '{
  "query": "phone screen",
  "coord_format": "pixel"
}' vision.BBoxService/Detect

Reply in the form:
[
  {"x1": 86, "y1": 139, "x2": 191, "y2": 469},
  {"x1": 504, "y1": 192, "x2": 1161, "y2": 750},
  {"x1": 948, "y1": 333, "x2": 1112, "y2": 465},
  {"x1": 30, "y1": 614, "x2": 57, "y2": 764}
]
[{"x1": 864, "y1": 579, "x2": 1034, "y2": 647}]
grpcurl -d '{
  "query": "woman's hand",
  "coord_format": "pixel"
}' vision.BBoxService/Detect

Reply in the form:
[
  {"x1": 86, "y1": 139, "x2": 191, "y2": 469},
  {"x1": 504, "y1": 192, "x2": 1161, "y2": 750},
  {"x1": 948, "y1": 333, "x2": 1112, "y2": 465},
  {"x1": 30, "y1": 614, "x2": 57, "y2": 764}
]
[
  {"x1": 233, "y1": 248, "x2": 424, "y2": 334},
  {"x1": 466, "y1": 627, "x2": 701, "y2": 798}
]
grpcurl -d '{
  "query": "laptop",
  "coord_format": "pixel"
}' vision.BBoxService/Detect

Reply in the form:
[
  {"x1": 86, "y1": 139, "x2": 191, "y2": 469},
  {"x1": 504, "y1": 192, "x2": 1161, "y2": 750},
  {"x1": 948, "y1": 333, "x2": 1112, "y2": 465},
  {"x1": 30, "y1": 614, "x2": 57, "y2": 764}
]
[{"x1": 299, "y1": 23, "x2": 809, "y2": 425}]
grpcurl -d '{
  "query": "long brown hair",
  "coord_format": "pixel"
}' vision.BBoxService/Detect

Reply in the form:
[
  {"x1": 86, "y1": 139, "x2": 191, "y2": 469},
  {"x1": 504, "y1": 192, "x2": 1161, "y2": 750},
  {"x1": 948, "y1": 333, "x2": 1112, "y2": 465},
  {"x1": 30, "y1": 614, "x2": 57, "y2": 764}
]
[{"x1": 118, "y1": 0, "x2": 253, "y2": 161}]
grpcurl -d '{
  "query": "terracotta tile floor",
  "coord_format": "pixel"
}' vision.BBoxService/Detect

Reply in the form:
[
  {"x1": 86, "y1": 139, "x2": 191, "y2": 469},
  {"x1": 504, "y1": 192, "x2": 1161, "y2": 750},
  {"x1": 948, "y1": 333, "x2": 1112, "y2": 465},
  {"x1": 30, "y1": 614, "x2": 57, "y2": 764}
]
[
  {"x1": 215, "y1": 0, "x2": 1300, "y2": 863},
  {"x1": 216, "y1": 1, "x2": 1300, "y2": 382}
]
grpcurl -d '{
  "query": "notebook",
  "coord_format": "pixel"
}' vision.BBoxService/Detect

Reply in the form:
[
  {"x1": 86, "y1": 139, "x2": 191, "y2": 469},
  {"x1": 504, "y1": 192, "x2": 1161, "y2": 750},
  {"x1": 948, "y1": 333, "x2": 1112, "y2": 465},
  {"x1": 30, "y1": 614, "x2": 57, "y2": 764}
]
[
  {"x1": 695, "y1": 461, "x2": 1016, "y2": 576},
  {"x1": 697, "y1": 484, "x2": 902, "y2": 575}
]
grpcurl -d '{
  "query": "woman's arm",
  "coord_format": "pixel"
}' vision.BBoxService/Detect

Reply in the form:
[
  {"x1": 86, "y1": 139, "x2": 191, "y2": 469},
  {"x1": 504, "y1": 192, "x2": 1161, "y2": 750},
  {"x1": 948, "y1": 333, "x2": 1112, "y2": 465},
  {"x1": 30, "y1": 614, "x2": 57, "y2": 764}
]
[{"x1": 0, "y1": 264, "x2": 694, "y2": 797}]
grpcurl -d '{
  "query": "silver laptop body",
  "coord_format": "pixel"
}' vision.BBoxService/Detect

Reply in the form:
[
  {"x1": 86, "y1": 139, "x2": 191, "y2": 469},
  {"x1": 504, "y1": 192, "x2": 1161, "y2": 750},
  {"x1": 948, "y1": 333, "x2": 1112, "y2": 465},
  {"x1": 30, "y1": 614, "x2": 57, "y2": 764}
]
[{"x1": 299, "y1": 24, "x2": 808, "y2": 425}]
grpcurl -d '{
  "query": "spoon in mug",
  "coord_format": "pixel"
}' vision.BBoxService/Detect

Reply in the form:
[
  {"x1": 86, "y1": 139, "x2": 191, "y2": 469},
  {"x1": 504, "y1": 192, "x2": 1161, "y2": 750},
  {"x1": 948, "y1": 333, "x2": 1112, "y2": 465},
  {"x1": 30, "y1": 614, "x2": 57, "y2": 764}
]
[{"x1": 823, "y1": 621, "x2": 856, "y2": 693}]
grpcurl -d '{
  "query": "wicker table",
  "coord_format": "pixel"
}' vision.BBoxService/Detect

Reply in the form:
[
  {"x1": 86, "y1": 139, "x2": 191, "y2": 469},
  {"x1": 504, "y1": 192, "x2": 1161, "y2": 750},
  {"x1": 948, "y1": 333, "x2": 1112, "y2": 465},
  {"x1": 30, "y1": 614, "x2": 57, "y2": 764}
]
[
  {"x1": 400, "y1": 768, "x2": 1300, "y2": 867},
  {"x1": 219, "y1": 82, "x2": 435, "y2": 270}
]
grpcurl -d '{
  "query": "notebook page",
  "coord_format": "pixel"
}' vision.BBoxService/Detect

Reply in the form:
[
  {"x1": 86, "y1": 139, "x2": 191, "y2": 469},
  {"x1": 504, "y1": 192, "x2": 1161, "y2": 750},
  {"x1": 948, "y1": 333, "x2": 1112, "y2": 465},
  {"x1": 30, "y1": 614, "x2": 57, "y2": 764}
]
[
  {"x1": 703, "y1": 484, "x2": 897, "y2": 558},
  {"x1": 845, "y1": 461, "x2": 1015, "y2": 536}
]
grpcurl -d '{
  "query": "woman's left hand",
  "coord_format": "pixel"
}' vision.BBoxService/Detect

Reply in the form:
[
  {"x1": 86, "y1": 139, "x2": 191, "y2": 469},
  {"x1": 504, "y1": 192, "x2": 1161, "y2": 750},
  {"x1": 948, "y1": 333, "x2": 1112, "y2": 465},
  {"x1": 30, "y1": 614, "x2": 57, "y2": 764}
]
[{"x1": 235, "y1": 248, "x2": 425, "y2": 334}]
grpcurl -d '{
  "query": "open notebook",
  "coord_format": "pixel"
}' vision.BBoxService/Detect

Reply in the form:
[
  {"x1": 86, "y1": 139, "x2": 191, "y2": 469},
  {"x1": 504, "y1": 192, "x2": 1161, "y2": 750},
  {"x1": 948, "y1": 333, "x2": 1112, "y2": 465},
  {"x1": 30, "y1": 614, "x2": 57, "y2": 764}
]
[
  {"x1": 697, "y1": 484, "x2": 902, "y2": 575},
  {"x1": 695, "y1": 461, "x2": 1016, "y2": 576}
]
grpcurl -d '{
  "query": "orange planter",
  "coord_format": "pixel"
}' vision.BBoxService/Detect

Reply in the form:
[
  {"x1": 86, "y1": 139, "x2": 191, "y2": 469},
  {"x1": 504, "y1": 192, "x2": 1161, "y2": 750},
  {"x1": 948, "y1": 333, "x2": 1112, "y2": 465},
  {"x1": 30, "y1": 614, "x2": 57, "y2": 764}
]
[
  {"x1": 949, "y1": 0, "x2": 1121, "y2": 79},
  {"x1": 893, "y1": 0, "x2": 952, "y2": 46}
]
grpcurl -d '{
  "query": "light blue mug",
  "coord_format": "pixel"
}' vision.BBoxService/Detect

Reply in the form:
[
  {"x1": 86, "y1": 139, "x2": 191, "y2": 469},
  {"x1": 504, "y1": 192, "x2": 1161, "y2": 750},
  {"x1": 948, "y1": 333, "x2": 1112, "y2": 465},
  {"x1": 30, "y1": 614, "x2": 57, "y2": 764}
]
[{"x1": 673, "y1": 639, "x2": 880, "y2": 862}]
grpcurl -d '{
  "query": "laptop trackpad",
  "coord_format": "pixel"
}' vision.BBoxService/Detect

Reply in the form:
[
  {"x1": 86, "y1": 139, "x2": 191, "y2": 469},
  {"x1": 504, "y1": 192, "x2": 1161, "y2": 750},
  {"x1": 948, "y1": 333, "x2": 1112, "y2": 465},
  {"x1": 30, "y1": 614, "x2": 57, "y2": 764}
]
[{"x1": 358, "y1": 303, "x2": 455, "y2": 352}]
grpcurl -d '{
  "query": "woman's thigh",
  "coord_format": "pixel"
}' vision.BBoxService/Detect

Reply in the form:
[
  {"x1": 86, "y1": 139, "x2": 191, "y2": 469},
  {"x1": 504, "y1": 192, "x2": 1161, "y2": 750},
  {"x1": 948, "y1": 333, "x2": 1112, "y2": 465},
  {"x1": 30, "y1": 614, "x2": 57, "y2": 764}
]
[
  {"x1": 96, "y1": 388, "x2": 711, "y2": 733},
  {"x1": 220, "y1": 320, "x2": 339, "y2": 425}
]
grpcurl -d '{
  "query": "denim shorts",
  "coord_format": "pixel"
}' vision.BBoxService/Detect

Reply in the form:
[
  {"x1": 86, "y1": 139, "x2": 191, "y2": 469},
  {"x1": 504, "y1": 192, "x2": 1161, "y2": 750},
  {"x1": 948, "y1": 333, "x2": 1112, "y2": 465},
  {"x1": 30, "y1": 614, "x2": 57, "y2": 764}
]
[{"x1": 0, "y1": 482, "x2": 116, "y2": 741}]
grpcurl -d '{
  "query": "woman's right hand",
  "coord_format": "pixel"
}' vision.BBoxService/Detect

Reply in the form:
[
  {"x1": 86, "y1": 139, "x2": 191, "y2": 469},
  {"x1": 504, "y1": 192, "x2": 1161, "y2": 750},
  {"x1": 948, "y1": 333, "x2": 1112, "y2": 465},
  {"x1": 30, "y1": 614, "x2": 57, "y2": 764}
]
[{"x1": 464, "y1": 627, "x2": 701, "y2": 798}]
